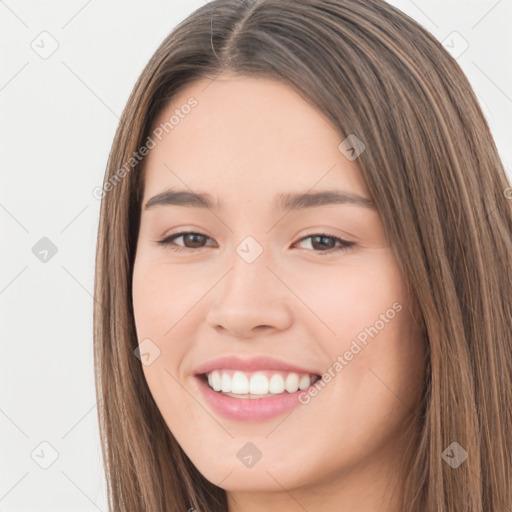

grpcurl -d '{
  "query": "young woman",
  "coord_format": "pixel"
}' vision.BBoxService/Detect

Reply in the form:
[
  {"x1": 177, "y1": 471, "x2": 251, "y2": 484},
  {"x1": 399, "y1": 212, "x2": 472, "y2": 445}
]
[{"x1": 93, "y1": 0, "x2": 512, "y2": 510}]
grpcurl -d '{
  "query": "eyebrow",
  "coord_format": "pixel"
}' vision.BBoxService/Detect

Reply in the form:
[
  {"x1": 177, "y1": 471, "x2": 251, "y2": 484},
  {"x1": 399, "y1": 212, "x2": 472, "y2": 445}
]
[{"x1": 144, "y1": 188, "x2": 376, "y2": 212}]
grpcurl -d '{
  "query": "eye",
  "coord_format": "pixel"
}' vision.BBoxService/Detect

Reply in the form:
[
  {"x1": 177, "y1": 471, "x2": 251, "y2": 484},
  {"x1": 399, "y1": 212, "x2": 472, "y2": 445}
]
[
  {"x1": 293, "y1": 232, "x2": 355, "y2": 254},
  {"x1": 157, "y1": 231, "x2": 215, "y2": 252},
  {"x1": 157, "y1": 231, "x2": 355, "y2": 254}
]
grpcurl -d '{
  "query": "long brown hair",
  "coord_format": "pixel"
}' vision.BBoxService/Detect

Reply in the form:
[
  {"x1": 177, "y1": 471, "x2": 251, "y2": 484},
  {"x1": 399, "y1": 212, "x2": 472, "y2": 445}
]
[{"x1": 93, "y1": 0, "x2": 512, "y2": 510}]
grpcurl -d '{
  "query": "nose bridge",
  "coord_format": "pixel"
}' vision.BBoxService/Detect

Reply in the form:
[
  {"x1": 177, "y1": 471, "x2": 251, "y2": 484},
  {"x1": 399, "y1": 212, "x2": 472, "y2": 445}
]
[
  {"x1": 205, "y1": 234, "x2": 292, "y2": 335},
  {"x1": 224, "y1": 234, "x2": 275, "y2": 306}
]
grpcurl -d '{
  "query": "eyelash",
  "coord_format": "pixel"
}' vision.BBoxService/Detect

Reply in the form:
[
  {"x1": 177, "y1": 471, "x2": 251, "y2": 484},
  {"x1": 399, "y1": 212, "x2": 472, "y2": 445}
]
[{"x1": 156, "y1": 231, "x2": 355, "y2": 255}]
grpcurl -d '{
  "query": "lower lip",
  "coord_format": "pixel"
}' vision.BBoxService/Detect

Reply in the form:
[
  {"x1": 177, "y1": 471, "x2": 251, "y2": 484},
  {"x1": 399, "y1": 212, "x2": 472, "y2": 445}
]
[{"x1": 195, "y1": 375, "x2": 315, "y2": 421}]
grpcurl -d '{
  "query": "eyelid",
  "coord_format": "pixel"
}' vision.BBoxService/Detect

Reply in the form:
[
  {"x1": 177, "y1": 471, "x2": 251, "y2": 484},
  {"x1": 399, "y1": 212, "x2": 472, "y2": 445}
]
[
  {"x1": 157, "y1": 230, "x2": 215, "y2": 248},
  {"x1": 293, "y1": 231, "x2": 355, "y2": 253},
  {"x1": 156, "y1": 229, "x2": 355, "y2": 254}
]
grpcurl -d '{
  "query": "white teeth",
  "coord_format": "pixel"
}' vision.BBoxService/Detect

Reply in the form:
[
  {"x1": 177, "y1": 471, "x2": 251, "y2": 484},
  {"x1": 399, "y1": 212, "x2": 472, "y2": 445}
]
[
  {"x1": 208, "y1": 370, "x2": 222, "y2": 391},
  {"x1": 269, "y1": 374, "x2": 285, "y2": 394},
  {"x1": 231, "y1": 371, "x2": 249, "y2": 394},
  {"x1": 285, "y1": 373, "x2": 299, "y2": 393},
  {"x1": 299, "y1": 375, "x2": 311, "y2": 390},
  {"x1": 204, "y1": 370, "x2": 318, "y2": 396},
  {"x1": 221, "y1": 373, "x2": 231, "y2": 392},
  {"x1": 249, "y1": 373, "x2": 269, "y2": 394}
]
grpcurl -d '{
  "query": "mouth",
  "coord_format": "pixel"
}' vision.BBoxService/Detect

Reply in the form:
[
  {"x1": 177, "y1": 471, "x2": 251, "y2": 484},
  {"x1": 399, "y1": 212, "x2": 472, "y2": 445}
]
[
  {"x1": 194, "y1": 369, "x2": 323, "y2": 421},
  {"x1": 192, "y1": 355, "x2": 324, "y2": 420},
  {"x1": 198, "y1": 369, "x2": 322, "y2": 399}
]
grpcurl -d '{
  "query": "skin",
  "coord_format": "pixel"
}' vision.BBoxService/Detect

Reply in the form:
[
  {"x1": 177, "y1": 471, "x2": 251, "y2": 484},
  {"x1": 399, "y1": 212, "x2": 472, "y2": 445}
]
[{"x1": 132, "y1": 73, "x2": 426, "y2": 512}]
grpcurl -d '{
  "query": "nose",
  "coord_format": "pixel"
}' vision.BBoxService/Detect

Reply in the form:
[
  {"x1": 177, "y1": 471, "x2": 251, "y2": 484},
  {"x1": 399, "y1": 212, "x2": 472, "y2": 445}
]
[{"x1": 205, "y1": 251, "x2": 293, "y2": 339}]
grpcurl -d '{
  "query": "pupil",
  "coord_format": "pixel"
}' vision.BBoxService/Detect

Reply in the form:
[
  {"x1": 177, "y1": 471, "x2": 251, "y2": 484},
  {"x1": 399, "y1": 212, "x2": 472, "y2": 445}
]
[
  {"x1": 313, "y1": 235, "x2": 334, "y2": 250},
  {"x1": 182, "y1": 234, "x2": 336, "y2": 250},
  {"x1": 186, "y1": 233, "x2": 204, "y2": 247}
]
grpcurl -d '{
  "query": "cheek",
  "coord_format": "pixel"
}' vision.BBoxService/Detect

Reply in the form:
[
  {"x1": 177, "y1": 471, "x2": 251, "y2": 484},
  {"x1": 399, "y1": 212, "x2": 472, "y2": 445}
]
[
  {"x1": 132, "y1": 259, "x2": 199, "y2": 428},
  {"x1": 298, "y1": 256, "x2": 424, "y2": 405},
  {"x1": 132, "y1": 256, "x2": 207, "y2": 392},
  {"x1": 132, "y1": 256, "x2": 195, "y2": 337},
  {"x1": 286, "y1": 255, "x2": 405, "y2": 340}
]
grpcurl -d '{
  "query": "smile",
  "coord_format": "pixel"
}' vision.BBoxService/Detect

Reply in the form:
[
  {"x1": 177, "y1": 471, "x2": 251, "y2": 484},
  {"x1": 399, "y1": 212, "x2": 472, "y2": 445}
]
[
  {"x1": 195, "y1": 370, "x2": 323, "y2": 421},
  {"x1": 203, "y1": 369, "x2": 321, "y2": 397}
]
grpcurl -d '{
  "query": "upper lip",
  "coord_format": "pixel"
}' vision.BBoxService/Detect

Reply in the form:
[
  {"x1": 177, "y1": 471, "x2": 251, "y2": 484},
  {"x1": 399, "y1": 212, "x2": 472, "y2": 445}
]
[{"x1": 194, "y1": 355, "x2": 321, "y2": 376}]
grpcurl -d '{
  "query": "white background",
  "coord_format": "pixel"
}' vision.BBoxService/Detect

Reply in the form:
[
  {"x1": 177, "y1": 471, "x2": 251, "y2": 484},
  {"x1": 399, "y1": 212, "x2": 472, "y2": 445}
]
[{"x1": 1, "y1": 0, "x2": 511, "y2": 510}]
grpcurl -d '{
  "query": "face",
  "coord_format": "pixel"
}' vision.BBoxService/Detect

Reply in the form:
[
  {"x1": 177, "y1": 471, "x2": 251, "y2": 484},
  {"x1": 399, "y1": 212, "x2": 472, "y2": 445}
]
[{"x1": 132, "y1": 74, "x2": 425, "y2": 505}]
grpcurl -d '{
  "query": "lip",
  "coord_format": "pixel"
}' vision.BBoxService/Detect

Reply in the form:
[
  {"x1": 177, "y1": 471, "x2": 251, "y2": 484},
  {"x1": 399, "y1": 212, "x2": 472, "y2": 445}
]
[
  {"x1": 195, "y1": 374, "x2": 317, "y2": 421},
  {"x1": 193, "y1": 355, "x2": 321, "y2": 376}
]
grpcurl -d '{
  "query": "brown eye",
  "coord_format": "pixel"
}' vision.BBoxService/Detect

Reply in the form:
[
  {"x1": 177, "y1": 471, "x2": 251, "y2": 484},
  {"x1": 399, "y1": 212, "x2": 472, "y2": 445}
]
[
  {"x1": 157, "y1": 231, "x2": 355, "y2": 255},
  {"x1": 180, "y1": 233, "x2": 208, "y2": 248},
  {"x1": 294, "y1": 233, "x2": 355, "y2": 254},
  {"x1": 157, "y1": 231, "x2": 213, "y2": 251}
]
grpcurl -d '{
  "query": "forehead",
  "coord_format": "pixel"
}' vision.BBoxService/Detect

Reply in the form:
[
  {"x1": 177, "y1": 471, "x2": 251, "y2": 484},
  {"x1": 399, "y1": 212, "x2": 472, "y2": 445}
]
[{"x1": 142, "y1": 74, "x2": 370, "y2": 205}]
